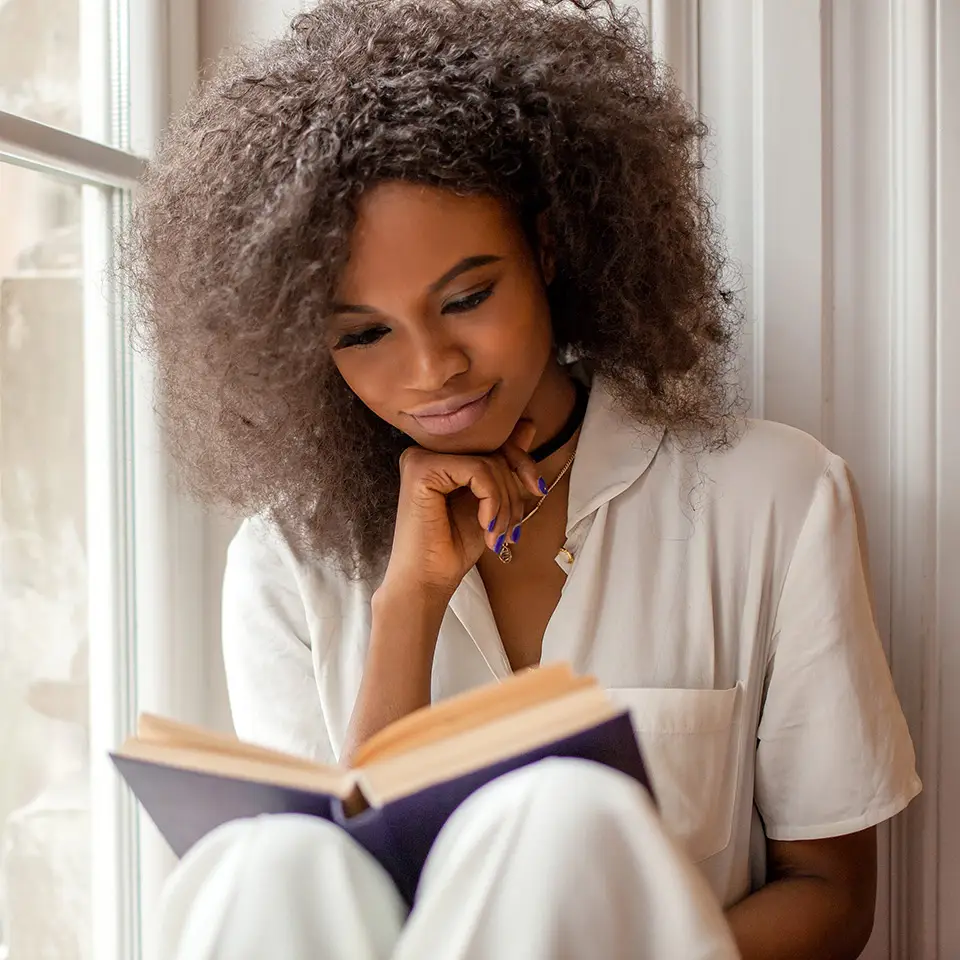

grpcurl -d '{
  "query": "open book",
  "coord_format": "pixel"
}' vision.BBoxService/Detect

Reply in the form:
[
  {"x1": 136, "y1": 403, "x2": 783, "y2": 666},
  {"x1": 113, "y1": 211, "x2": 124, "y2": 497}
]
[{"x1": 112, "y1": 663, "x2": 649, "y2": 903}]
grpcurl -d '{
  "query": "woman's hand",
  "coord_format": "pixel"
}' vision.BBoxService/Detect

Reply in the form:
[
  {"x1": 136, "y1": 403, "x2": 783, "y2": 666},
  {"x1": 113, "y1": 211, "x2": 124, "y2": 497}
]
[
  {"x1": 343, "y1": 421, "x2": 541, "y2": 762},
  {"x1": 381, "y1": 420, "x2": 543, "y2": 598}
]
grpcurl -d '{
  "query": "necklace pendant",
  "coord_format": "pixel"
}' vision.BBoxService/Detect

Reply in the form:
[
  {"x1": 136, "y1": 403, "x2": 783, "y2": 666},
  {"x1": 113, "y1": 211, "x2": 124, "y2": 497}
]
[{"x1": 497, "y1": 542, "x2": 513, "y2": 564}]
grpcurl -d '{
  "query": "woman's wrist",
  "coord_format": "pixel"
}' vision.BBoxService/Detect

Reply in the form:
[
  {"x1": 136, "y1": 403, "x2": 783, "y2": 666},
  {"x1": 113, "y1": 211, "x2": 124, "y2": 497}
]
[
  {"x1": 371, "y1": 581, "x2": 452, "y2": 642},
  {"x1": 371, "y1": 578, "x2": 451, "y2": 653},
  {"x1": 374, "y1": 570, "x2": 457, "y2": 616}
]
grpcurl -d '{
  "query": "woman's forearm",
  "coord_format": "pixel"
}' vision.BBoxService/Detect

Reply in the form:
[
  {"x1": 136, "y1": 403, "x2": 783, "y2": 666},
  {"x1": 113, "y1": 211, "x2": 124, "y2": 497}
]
[
  {"x1": 726, "y1": 876, "x2": 874, "y2": 960},
  {"x1": 340, "y1": 583, "x2": 450, "y2": 765}
]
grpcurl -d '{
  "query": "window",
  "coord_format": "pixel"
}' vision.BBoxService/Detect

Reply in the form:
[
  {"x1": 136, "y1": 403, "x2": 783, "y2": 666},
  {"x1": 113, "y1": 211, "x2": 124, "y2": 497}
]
[
  {"x1": 0, "y1": 165, "x2": 94, "y2": 960},
  {"x1": 0, "y1": 2, "x2": 190, "y2": 958},
  {"x1": 0, "y1": 0, "x2": 82, "y2": 137}
]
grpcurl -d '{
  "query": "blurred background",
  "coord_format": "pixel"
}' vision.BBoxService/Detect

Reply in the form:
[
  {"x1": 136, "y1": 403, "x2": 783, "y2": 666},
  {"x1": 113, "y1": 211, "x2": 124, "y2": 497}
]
[{"x1": 0, "y1": 1, "x2": 956, "y2": 958}]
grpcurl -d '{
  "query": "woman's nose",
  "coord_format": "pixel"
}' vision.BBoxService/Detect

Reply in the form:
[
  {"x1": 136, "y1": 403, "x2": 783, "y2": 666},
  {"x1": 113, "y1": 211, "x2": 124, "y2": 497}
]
[{"x1": 407, "y1": 327, "x2": 469, "y2": 391}]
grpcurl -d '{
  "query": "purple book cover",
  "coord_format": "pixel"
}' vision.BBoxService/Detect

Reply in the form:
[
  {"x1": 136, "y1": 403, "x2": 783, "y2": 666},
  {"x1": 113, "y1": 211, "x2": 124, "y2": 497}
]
[{"x1": 111, "y1": 711, "x2": 648, "y2": 905}]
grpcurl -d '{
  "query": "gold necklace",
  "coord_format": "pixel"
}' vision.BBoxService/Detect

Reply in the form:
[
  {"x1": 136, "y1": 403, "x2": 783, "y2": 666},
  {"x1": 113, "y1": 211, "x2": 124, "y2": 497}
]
[{"x1": 497, "y1": 451, "x2": 576, "y2": 564}]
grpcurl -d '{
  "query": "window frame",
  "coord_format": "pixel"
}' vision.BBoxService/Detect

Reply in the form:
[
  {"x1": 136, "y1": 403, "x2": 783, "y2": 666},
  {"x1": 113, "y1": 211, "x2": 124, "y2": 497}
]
[
  {"x1": 0, "y1": 112, "x2": 142, "y2": 187},
  {"x1": 0, "y1": 2, "x2": 200, "y2": 958}
]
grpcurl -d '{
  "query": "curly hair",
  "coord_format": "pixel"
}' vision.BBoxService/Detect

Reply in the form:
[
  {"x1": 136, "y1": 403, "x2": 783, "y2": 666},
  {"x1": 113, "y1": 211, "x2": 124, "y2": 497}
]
[{"x1": 123, "y1": 0, "x2": 742, "y2": 579}]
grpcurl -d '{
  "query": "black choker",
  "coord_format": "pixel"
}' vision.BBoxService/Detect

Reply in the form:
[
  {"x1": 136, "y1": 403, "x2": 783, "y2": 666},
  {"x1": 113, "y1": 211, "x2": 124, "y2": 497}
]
[{"x1": 529, "y1": 380, "x2": 589, "y2": 463}]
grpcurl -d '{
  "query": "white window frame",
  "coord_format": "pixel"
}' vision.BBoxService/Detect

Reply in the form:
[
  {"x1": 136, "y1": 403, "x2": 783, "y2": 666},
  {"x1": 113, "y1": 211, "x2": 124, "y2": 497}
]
[{"x1": 0, "y1": 2, "x2": 201, "y2": 958}]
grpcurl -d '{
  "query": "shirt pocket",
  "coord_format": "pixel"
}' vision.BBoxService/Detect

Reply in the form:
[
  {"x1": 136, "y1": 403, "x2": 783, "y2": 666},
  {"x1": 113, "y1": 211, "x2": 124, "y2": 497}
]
[{"x1": 606, "y1": 684, "x2": 743, "y2": 863}]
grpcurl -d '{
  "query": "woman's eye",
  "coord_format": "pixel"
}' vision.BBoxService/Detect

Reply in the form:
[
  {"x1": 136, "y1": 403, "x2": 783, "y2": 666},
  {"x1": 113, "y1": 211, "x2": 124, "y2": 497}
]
[
  {"x1": 334, "y1": 325, "x2": 389, "y2": 350},
  {"x1": 443, "y1": 284, "x2": 494, "y2": 315}
]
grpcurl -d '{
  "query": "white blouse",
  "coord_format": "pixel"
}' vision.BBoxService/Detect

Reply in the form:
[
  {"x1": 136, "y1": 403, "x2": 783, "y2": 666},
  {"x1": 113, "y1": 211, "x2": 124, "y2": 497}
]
[{"x1": 221, "y1": 377, "x2": 921, "y2": 908}]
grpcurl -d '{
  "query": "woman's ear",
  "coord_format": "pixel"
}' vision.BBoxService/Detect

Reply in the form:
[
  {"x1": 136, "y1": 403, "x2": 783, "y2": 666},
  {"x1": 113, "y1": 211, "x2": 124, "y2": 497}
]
[{"x1": 535, "y1": 211, "x2": 556, "y2": 285}]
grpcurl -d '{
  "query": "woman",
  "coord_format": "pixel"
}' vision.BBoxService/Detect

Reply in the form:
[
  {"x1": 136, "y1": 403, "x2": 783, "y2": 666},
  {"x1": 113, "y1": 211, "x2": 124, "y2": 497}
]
[{"x1": 127, "y1": 0, "x2": 921, "y2": 956}]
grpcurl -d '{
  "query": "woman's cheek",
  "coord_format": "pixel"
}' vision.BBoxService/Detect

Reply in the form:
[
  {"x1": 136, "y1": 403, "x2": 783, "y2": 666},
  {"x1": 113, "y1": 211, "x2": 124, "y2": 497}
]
[{"x1": 349, "y1": 353, "x2": 406, "y2": 420}]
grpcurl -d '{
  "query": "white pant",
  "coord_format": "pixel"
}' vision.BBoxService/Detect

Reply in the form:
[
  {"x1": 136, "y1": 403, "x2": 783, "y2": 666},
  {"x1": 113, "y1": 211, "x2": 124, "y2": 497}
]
[{"x1": 150, "y1": 758, "x2": 741, "y2": 960}]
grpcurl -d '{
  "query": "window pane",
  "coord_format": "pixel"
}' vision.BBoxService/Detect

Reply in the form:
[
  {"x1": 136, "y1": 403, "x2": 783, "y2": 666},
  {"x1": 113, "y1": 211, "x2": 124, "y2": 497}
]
[
  {"x1": 0, "y1": 0, "x2": 118, "y2": 147},
  {"x1": 0, "y1": 163, "x2": 92, "y2": 959}
]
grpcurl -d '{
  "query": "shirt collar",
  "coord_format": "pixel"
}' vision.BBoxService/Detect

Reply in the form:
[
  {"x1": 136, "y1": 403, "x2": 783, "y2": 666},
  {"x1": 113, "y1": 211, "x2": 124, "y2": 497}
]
[
  {"x1": 565, "y1": 375, "x2": 666, "y2": 533},
  {"x1": 445, "y1": 374, "x2": 665, "y2": 682}
]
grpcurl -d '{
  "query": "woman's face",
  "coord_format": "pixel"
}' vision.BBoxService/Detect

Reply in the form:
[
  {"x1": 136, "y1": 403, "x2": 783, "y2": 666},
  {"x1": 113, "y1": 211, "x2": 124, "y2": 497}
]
[{"x1": 328, "y1": 181, "x2": 567, "y2": 454}]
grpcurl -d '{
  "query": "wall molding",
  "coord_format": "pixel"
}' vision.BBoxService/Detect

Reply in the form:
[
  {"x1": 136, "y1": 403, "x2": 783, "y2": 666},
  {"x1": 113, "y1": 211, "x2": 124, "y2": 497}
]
[
  {"x1": 130, "y1": 0, "x2": 209, "y2": 944},
  {"x1": 648, "y1": 0, "x2": 700, "y2": 111},
  {"x1": 885, "y1": 3, "x2": 939, "y2": 956},
  {"x1": 935, "y1": 1, "x2": 959, "y2": 953}
]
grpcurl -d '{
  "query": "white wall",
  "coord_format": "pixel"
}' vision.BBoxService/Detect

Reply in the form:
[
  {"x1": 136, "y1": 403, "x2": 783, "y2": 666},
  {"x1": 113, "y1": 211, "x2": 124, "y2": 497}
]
[{"x1": 199, "y1": 0, "x2": 301, "y2": 64}]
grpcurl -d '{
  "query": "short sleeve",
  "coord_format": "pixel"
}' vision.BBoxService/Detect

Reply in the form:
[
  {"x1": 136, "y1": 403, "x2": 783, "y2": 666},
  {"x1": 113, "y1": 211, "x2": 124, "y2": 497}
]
[
  {"x1": 221, "y1": 516, "x2": 335, "y2": 764},
  {"x1": 755, "y1": 455, "x2": 921, "y2": 840}
]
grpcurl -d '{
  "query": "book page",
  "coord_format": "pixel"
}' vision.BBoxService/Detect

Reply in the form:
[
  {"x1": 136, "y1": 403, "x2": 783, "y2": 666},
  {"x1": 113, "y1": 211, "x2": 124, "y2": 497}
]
[
  {"x1": 353, "y1": 662, "x2": 591, "y2": 768},
  {"x1": 116, "y1": 739, "x2": 355, "y2": 799},
  {"x1": 357, "y1": 686, "x2": 619, "y2": 805},
  {"x1": 137, "y1": 713, "x2": 329, "y2": 773}
]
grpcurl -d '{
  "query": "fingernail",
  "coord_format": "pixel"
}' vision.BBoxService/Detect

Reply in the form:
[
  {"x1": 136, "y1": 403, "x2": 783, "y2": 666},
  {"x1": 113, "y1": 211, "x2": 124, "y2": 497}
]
[
  {"x1": 494, "y1": 534, "x2": 506, "y2": 554},
  {"x1": 538, "y1": 477, "x2": 548, "y2": 495},
  {"x1": 512, "y1": 525, "x2": 522, "y2": 543},
  {"x1": 487, "y1": 517, "x2": 497, "y2": 533}
]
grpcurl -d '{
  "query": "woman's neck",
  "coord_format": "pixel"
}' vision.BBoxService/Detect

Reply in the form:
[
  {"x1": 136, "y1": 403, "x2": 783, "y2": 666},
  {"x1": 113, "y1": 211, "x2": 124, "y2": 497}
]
[
  {"x1": 522, "y1": 361, "x2": 579, "y2": 462},
  {"x1": 536, "y1": 427, "x2": 581, "y2": 489}
]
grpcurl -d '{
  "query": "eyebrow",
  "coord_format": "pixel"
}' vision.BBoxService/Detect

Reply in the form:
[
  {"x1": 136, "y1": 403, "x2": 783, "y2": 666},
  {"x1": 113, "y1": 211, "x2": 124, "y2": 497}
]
[
  {"x1": 429, "y1": 254, "x2": 503, "y2": 294},
  {"x1": 331, "y1": 254, "x2": 503, "y2": 315}
]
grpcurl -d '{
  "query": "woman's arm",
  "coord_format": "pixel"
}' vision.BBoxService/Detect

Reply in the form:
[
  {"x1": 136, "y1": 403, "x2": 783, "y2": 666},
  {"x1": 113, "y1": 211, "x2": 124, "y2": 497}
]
[
  {"x1": 726, "y1": 829, "x2": 877, "y2": 960},
  {"x1": 341, "y1": 426, "x2": 542, "y2": 764},
  {"x1": 740, "y1": 456, "x2": 919, "y2": 956},
  {"x1": 340, "y1": 584, "x2": 449, "y2": 764}
]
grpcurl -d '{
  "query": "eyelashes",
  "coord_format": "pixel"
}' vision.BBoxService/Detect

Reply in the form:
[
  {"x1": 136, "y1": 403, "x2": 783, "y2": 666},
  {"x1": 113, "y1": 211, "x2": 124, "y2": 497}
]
[
  {"x1": 334, "y1": 325, "x2": 390, "y2": 350},
  {"x1": 441, "y1": 284, "x2": 494, "y2": 315},
  {"x1": 332, "y1": 282, "x2": 495, "y2": 351}
]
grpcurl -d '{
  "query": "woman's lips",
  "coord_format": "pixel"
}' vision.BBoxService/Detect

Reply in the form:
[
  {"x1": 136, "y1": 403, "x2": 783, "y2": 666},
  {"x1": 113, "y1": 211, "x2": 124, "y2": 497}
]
[{"x1": 410, "y1": 387, "x2": 494, "y2": 436}]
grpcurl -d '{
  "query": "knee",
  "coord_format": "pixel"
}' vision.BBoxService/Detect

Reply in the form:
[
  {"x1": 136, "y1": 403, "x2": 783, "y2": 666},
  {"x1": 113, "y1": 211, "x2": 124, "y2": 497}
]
[
  {"x1": 471, "y1": 758, "x2": 656, "y2": 835},
  {"x1": 241, "y1": 814, "x2": 348, "y2": 870},
  {"x1": 424, "y1": 759, "x2": 661, "y2": 893},
  {"x1": 154, "y1": 815, "x2": 355, "y2": 956},
  {"x1": 181, "y1": 814, "x2": 352, "y2": 882},
  {"x1": 504, "y1": 756, "x2": 652, "y2": 806}
]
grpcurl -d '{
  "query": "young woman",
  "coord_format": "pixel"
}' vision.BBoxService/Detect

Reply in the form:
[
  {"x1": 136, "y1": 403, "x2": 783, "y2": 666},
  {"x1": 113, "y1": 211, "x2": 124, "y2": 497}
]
[{"x1": 127, "y1": 0, "x2": 921, "y2": 957}]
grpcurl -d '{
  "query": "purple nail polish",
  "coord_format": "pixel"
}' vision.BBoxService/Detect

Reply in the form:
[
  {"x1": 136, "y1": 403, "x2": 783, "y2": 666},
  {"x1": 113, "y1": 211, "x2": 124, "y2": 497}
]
[
  {"x1": 487, "y1": 517, "x2": 497, "y2": 533},
  {"x1": 512, "y1": 525, "x2": 522, "y2": 543},
  {"x1": 538, "y1": 477, "x2": 548, "y2": 495},
  {"x1": 494, "y1": 534, "x2": 506, "y2": 554}
]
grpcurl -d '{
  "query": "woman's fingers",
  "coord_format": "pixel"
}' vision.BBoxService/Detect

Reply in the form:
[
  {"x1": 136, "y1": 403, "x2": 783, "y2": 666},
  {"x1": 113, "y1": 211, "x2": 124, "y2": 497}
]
[
  {"x1": 478, "y1": 458, "x2": 513, "y2": 553},
  {"x1": 491, "y1": 454, "x2": 525, "y2": 551},
  {"x1": 402, "y1": 449, "x2": 504, "y2": 534},
  {"x1": 400, "y1": 440, "x2": 537, "y2": 557},
  {"x1": 461, "y1": 461, "x2": 510, "y2": 543},
  {"x1": 469, "y1": 418, "x2": 543, "y2": 549},
  {"x1": 508, "y1": 418, "x2": 537, "y2": 452},
  {"x1": 500, "y1": 437, "x2": 544, "y2": 498}
]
